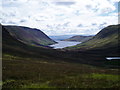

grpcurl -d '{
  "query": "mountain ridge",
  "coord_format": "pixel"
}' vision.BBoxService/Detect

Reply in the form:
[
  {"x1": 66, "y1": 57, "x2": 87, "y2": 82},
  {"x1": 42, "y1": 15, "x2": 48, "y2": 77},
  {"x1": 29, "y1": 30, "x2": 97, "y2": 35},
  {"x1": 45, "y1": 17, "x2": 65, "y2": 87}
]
[
  {"x1": 65, "y1": 24, "x2": 120, "y2": 56},
  {"x1": 63, "y1": 35, "x2": 93, "y2": 42},
  {"x1": 4, "y1": 25, "x2": 57, "y2": 46}
]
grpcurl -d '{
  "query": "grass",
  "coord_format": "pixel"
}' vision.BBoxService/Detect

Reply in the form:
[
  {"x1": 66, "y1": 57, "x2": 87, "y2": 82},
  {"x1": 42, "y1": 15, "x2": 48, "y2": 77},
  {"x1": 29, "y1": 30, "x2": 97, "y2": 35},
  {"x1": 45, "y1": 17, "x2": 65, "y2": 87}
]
[
  {"x1": 65, "y1": 24, "x2": 120, "y2": 52},
  {"x1": 66, "y1": 33, "x2": 118, "y2": 50},
  {"x1": 2, "y1": 54, "x2": 120, "y2": 88},
  {"x1": 49, "y1": 74, "x2": 120, "y2": 88},
  {"x1": 0, "y1": 81, "x2": 2, "y2": 86},
  {"x1": 2, "y1": 25, "x2": 120, "y2": 88},
  {"x1": 90, "y1": 73, "x2": 119, "y2": 81},
  {"x1": 22, "y1": 82, "x2": 56, "y2": 88}
]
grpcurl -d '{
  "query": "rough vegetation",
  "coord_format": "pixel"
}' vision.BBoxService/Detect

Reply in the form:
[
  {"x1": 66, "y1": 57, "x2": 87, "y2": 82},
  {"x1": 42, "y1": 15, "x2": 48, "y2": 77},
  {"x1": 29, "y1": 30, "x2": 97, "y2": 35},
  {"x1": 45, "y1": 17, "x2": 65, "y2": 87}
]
[
  {"x1": 4, "y1": 25, "x2": 56, "y2": 46},
  {"x1": 63, "y1": 35, "x2": 93, "y2": 42},
  {"x1": 2, "y1": 24, "x2": 120, "y2": 89},
  {"x1": 66, "y1": 24, "x2": 120, "y2": 53}
]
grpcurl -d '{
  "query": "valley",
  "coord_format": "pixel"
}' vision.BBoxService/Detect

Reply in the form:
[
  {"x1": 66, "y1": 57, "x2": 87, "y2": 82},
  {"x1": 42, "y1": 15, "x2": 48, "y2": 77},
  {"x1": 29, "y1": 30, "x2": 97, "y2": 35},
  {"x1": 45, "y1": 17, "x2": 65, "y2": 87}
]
[
  {"x1": 1, "y1": 0, "x2": 120, "y2": 89},
  {"x1": 50, "y1": 40, "x2": 81, "y2": 49},
  {"x1": 1, "y1": 24, "x2": 120, "y2": 88}
]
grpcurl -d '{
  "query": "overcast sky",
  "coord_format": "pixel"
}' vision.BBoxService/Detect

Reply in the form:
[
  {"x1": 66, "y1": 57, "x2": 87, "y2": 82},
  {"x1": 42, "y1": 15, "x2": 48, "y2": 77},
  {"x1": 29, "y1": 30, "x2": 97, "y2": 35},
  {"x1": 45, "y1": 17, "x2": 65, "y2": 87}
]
[{"x1": 1, "y1": 0, "x2": 119, "y2": 36}]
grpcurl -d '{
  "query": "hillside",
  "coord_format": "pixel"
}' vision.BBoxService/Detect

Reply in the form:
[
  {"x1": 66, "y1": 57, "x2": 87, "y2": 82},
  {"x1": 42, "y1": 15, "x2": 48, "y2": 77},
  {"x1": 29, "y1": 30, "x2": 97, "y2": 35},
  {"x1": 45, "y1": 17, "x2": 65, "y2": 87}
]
[
  {"x1": 2, "y1": 24, "x2": 62, "y2": 58},
  {"x1": 66, "y1": 24, "x2": 120, "y2": 55},
  {"x1": 4, "y1": 25, "x2": 56, "y2": 46},
  {"x1": 63, "y1": 35, "x2": 93, "y2": 42},
  {"x1": 2, "y1": 24, "x2": 120, "y2": 88}
]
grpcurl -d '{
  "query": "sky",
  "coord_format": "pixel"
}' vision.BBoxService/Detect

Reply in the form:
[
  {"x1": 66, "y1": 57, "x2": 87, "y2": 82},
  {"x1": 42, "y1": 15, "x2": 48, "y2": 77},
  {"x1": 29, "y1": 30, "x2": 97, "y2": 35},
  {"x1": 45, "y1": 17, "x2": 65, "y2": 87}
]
[{"x1": 0, "y1": 0, "x2": 120, "y2": 36}]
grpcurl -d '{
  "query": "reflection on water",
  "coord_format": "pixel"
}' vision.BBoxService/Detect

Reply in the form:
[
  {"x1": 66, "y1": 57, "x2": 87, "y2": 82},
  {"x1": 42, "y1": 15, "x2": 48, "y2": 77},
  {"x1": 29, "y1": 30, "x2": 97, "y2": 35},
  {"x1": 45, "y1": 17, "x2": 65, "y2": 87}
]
[
  {"x1": 106, "y1": 57, "x2": 120, "y2": 60},
  {"x1": 50, "y1": 40, "x2": 81, "y2": 49}
]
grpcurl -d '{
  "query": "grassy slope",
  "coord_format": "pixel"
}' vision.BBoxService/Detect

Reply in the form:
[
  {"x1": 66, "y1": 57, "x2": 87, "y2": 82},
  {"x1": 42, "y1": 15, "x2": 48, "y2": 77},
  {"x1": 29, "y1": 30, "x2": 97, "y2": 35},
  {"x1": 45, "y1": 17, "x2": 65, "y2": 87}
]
[
  {"x1": 2, "y1": 25, "x2": 120, "y2": 88},
  {"x1": 63, "y1": 35, "x2": 93, "y2": 42},
  {"x1": 3, "y1": 56, "x2": 120, "y2": 88},
  {"x1": 66, "y1": 24, "x2": 120, "y2": 56},
  {"x1": 4, "y1": 25, "x2": 56, "y2": 46}
]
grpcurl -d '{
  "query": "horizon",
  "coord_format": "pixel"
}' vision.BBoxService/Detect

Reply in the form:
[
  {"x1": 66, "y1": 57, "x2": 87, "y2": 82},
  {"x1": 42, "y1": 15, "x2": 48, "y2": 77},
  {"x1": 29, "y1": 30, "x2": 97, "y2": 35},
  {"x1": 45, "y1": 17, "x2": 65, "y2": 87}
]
[
  {"x1": 1, "y1": 0, "x2": 119, "y2": 36},
  {"x1": 2, "y1": 23, "x2": 96, "y2": 36}
]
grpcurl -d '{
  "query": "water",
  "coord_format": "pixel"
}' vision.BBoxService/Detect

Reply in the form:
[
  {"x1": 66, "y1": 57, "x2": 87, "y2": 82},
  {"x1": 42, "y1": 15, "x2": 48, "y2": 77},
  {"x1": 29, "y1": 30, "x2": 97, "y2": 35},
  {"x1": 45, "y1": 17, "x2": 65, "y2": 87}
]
[
  {"x1": 106, "y1": 57, "x2": 120, "y2": 60},
  {"x1": 50, "y1": 40, "x2": 81, "y2": 49}
]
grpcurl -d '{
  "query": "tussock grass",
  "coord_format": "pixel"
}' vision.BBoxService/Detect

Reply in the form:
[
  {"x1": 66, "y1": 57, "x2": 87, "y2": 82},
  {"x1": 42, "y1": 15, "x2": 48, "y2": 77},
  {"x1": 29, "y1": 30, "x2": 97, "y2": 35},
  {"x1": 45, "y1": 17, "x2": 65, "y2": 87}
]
[{"x1": 2, "y1": 54, "x2": 120, "y2": 88}]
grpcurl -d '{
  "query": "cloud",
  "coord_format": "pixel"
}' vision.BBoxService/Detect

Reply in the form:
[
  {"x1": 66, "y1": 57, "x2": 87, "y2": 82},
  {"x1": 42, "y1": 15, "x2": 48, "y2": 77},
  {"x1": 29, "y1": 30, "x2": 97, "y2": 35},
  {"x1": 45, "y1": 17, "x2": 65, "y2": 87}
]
[
  {"x1": 54, "y1": 1, "x2": 75, "y2": 6},
  {"x1": 20, "y1": 19, "x2": 27, "y2": 23},
  {"x1": 1, "y1": 0, "x2": 119, "y2": 36},
  {"x1": 98, "y1": 22, "x2": 107, "y2": 29},
  {"x1": 77, "y1": 24, "x2": 83, "y2": 27},
  {"x1": 92, "y1": 23, "x2": 97, "y2": 26},
  {"x1": 63, "y1": 22, "x2": 70, "y2": 26}
]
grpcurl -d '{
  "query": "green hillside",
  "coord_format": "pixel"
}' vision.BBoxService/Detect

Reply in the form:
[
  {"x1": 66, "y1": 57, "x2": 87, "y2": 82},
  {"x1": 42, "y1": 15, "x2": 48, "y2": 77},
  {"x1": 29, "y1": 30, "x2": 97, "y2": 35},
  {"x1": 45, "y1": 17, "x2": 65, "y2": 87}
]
[
  {"x1": 4, "y1": 25, "x2": 56, "y2": 46},
  {"x1": 2, "y1": 24, "x2": 120, "y2": 88},
  {"x1": 63, "y1": 35, "x2": 93, "y2": 42},
  {"x1": 66, "y1": 24, "x2": 120, "y2": 56}
]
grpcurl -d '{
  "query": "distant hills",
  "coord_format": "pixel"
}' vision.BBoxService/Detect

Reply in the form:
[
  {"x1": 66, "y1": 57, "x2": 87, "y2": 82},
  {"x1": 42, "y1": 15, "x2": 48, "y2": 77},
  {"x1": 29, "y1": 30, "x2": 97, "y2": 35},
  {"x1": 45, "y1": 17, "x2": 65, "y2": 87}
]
[
  {"x1": 63, "y1": 35, "x2": 93, "y2": 42},
  {"x1": 66, "y1": 24, "x2": 120, "y2": 55},
  {"x1": 2, "y1": 24, "x2": 120, "y2": 89},
  {"x1": 49, "y1": 35, "x2": 76, "y2": 40},
  {"x1": 2, "y1": 24, "x2": 61, "y2": 58},
  {"x1": 4, "y1": 25, "x2": 56, "y2": 46},
  {"x1": 2, "y1": 23, "x2": 120, "y2": 71},
  {"x1": 2, "y1": 24, "x2": 120, "y2": 56}
]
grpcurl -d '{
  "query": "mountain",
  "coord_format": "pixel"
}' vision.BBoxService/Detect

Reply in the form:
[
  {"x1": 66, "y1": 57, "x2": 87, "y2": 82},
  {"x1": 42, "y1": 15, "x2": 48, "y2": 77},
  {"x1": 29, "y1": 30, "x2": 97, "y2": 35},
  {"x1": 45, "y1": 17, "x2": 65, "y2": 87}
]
[
  {"x1": 2, "y1": 24, "x2": 62, "y2": 58},
  {"x1": 2, "y1": 24, "x2": 120, "y2": 88},
  {"x1": 66, "y1": 24, "x2": 120, "y2": 56},
  {"x1": 49, "y1": 35, "x2": 76, "y2": 40},
  {"x1": 4, "y1": 25, "x2": 56, "y2": 46},
  {"x1": 63, "y1": 35, "x2": 93, "y2": 42}
]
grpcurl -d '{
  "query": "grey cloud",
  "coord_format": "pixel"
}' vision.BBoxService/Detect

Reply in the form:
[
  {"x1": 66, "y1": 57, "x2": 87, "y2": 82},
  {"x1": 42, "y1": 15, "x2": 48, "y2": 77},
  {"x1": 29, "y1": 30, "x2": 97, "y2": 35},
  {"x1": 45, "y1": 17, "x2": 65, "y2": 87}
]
[
  {"x1": 1, "y1": 19, "x2": 17, "y2": 24},
  {"x1": 35, "y1": 19, "x2": 44, "y2": 22},
  {"x1": 101, "y1": 7, "x2": 112, "y2": 13},
  {"x1": 63, "y1": 22, "x2": 70, "y2": 26},
  {"x1": 99, "y1": 22, "x2": 107, "y2": 29},
  {"x1": 86, "y1": 5, "x2": 92, "y2": 9},
  {"x1": 7, "y1": 21, "x2": 17, "y2": 24},
  {"x1": 9, "y1": 13, "x2": 16, "y2": 17},
  {"x1": 75, "y1": 10, "x2": 81, "y2": 15},
  {"x1": 55, "y1": 1, "x2": 75, "y2": 6},
  {"x1": 2, "y1": 1, "x2": 20, "y2": 7},
  {"x1": 77, "y1": 24, "x2": 83, "y2": 27},
  {"x1": 92, "y1": 23, "x2": 97, "y2": 26},
  {"x1": 8, "y1": 21, "x2": 17, "y2": 24},
  {"x1": 47, "y1": 25, "x2": 52, "y2": 28},
  {"x1": 100, "y1": 22, "x2": 107, "y2": 26},
  {"x1": 20, "y1": 19, "x2": 26, "y2": 23}
]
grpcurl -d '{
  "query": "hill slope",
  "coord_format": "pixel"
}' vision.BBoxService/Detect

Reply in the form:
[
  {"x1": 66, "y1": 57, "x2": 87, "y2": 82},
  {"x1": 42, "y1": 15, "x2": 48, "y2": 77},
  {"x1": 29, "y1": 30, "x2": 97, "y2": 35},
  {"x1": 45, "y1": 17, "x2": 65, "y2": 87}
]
[
  {"x1": 4, "y1": 25, "x2": 56, "y2": 46},
  {"x1": 66, "y1": 24, "x2": 120, "y2": 55},
  {"x1": 63, "y1": 35, "x2": 93, "y2": 42},
  {"x1": 2, "y1": 24, "x2": 61, "y2": 58},
  {"x1": 2, "y1": 24, "x2": 116, "y2": 66},
  {"x1": 2, "y1": 24, "x2": 120, "y2": 88}
]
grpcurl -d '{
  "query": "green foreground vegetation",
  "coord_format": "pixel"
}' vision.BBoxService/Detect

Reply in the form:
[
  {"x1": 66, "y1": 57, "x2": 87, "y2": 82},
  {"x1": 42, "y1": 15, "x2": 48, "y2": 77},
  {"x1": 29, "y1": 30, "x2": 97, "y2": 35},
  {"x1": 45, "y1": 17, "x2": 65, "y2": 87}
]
[
  {"x1": 2, "y1": 54, "x2": 120, "y2": 88},
  {"x1": 2, "y1": 24, "x2": 120, "y2": 89}
]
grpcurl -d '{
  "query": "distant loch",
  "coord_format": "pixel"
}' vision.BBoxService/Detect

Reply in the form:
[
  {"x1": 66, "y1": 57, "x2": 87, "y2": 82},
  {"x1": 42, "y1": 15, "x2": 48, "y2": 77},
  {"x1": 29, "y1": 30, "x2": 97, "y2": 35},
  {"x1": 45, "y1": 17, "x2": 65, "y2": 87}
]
[
  {"x1": 106, "y1": 57, "x2": 120, "y2": 60},
  {"x1": 50, "y1": 40, "x2": 81, "y2": 49}
]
